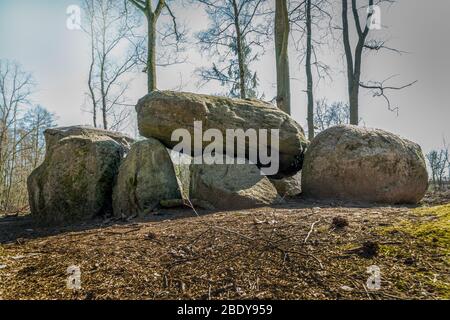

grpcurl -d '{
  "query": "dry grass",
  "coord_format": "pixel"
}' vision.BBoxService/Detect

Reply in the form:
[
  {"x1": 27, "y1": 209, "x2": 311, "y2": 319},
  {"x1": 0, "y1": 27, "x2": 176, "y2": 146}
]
[{"x1": 0, "y1": 196, "x2": 448, "y2": 300}]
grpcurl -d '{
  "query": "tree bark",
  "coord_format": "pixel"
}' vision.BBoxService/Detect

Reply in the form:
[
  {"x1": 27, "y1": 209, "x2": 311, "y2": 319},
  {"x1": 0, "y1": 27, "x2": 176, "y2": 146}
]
[
  {"x1": 100, "y1": 56, "x2": 108, "y2": 130},
  {"x1": 87, "y1": 4, "x2": 97, "y2": 128},
  {"x1": 232, "y1": 0, "x2": 247, "y2": 99},
  {"x1": 275, "y1": 0, "x2": 291, "y2": 115},
  {"x1": 146, "y1": 12, "x2": 157, "y2": 93},
  {"x1": 88, "y1": 39, "x2": 97, "y2": 128},
  {"x1": 342, "y1": 0, "x2": 373, "y2": 125},
  {"x1": 342, "y1": 0, "x2": 356, "y2": 124},
  {"x1": 305, "y1": 0, "x2": 314, "y2": 138}
]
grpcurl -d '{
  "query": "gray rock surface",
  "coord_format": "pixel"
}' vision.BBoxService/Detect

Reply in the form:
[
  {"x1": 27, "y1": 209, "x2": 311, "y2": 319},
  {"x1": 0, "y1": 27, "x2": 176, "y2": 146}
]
[
  {"x1": 301, "y1": 125, "x2": 428, "y2": 204},
  {"x1": 27, "y1": 126, "x2": 132, "y2": 224},
  {"x1": 113, "y1": 138, "x2": 184, "y2": 218},
  {"x1": 136, "y1": 91, "x2": 309, "y2": 177},
  {"x1": 190, "y1": 161, "x2": 282, "y2": 210},
  {"x1": 269, "y1": 172, "x2": 302, "y2": 197}
]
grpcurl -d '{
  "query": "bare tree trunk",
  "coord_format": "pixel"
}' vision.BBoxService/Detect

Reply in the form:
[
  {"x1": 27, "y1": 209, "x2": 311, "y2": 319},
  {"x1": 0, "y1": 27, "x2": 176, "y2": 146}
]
[
  {"x1": 99, "y1": 1, "x2": 108, "y2": 130},
  {"x1": 342, "y1": 0, "x2": 373, "y2": 125},
  {"x1": 87, "y1": 2, "x2": 98, "y2": 128},
  {"x1": 342, "y1": 0, "x2": 356, "y2": 124},
  {"x1": 349, "y1": 78, "x2": 360, "y2": 124},
  {"x1": 275, "y1": 0, "x2": 291, "y2": 114},
  {"x1": 88, "y1": 48, "x2": 98, "y2": 128},
  {"x1": 146, "y1": 13, "x2": 157, "y2": 93},
  {"x1": 100, "y1": 57, "x2": 108, "y2": 130},
  {"x1": 305, "y1": 0, "x2": 314, "y2": 139},
  {"x1": 232, "y1": 0, "x2": 247, "y2": 99}
]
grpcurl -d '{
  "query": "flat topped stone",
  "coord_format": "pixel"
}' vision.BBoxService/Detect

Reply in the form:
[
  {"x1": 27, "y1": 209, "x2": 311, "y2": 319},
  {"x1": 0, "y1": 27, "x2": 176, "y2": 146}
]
[
  {"x1": 136, "y1": 90, "x2": 309, "y2": 178},
  {"x1": 44, "y1": 126, "x2": 134, "y2": 151}
]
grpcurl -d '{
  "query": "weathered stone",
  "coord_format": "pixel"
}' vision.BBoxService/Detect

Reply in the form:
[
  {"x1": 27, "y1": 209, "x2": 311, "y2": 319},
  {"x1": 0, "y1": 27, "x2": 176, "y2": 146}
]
[
  {"x1": 302, "y1": 125, "x2": 428, "y2": 204},
  {"x1": 136, "y1": 91, "x2": 309, "y2": 177},
  {"x1": 44, "y1": 126, "x2": 133, "y2": 153},
  {"x1": 113, "y1": 138, "x2": 184, "y2": 218},
  {"x1": 27, "y1": 126, "x2": 132, "y2": 224},
  {"x1": 190, "y1": 161, "x2": 282, "y2": 210},
  {"x1": 270, "y1": 172, "x2": 302, "y2": 197}
]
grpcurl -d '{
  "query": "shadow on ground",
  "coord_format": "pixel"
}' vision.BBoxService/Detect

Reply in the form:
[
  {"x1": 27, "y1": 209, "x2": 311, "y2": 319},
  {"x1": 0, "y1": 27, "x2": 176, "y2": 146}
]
[{"x1": 0, "y1": 196, "x2": 418, "y2": 245}]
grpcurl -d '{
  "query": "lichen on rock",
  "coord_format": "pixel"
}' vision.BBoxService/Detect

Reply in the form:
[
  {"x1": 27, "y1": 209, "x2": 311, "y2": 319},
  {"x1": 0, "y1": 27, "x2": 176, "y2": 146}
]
[{"x1": 27, "y1": 126, "x2": 133, "y2": 225}]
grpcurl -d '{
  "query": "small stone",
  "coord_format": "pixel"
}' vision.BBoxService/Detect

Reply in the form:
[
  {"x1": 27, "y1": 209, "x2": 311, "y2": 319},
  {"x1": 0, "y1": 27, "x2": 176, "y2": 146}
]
[{"x1": 340, "y1": 285, "x2": 353, "y2": 292}]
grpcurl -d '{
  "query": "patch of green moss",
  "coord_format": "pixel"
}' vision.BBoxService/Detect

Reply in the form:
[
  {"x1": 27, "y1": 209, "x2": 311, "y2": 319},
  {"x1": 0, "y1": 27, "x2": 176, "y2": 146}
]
[
  {"x1": 378, "y1": 244, "x2": 408, "y2": 258},
  {"x1": 380, "y1": 204, "x2": 450, "y2": 299},
  {"x1": 405, "y1": 204, "x2": 450, "y2": 254},
  {"x1": 420, "y1": 271, "x2": 450, "y2": 299},
  {"x1": 394, "y1": 277, "x2": 410, "y2": 291}
]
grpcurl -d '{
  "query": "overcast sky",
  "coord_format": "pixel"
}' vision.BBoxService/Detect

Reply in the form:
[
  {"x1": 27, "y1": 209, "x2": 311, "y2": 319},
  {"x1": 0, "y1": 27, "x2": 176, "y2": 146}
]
[{"x1": 0, "y1": 0, "x2": 449, "y2": 155}]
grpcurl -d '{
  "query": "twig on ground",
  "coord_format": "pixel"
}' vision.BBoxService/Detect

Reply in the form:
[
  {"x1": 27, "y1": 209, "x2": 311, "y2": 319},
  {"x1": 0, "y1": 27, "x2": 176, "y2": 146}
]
[{"x1": 304, "y1": 219, "x2": 321, "y2": 244}]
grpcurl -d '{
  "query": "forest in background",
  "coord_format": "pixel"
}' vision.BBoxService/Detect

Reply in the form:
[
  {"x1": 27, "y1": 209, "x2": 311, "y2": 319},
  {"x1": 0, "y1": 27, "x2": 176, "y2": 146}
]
[{"x1": 0, "y1": 0, "x2": 449, "y2": 214}]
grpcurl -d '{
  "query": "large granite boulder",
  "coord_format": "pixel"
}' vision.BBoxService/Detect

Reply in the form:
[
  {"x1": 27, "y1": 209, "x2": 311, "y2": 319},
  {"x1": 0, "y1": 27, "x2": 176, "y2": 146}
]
[
  {"x1": 136, "y1": 91, "x2": 309, "y2": 177},
  {"x1": 302, "y1": 125, "x2": 428, "y2": 204},
  {"x1": 113, "y1": 138, "x2": 187, "y2": 218},
  {"x1": 190, "y1": 160, "x2": 282, "y2": 210},
  {"x1": 27, "y1": 126, "x2": 133, "y2": 224}
]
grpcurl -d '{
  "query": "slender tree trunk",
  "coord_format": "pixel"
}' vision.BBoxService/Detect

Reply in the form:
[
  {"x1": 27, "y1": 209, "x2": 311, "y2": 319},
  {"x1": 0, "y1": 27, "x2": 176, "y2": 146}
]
[
  {"x1": 100, "y1": 57, "x2": 108, "y2": 130},
  {"x1": 343, "y1": 0, "x2": 373, "y2": 125},
  {"x1": 349, "y1": 83, "x2": 359, "y2": 124},
  {"x1": 146, "y1": 12, "x2": 157, "y2": 93},
  {"x1": 87, "y1": 8, "x2": 97, "y2": 128},
  {"x1": 275, "y1": 0, "x2": 291, "y2": 114},
  {"x1": 88, "y1": 45, "x2": 97, "y2": 128},
  {"x1": 305, "y1": 0, "x2": 314, "y2": 139},
  {"x1": 34, "y1": 126, "x2": 40, "y2": 168},
  {"x1": 5, "y1": 108, "x2": 17, "y2": 210},
  {"x1": 232, "y1": 0, "x2": 246, "y2": 99},
  {"x1": 351, "y1": 27, "x2": 366, "y2": 125},
  {"x1": 342, "y1": 0, "x2": 357, "y2": 124}
]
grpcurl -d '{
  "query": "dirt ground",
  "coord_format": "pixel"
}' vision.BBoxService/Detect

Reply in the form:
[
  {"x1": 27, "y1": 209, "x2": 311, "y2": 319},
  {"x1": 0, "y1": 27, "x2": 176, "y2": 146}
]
[{"x1": 0, "y1": 192, "x2": 449, "y2": 300}]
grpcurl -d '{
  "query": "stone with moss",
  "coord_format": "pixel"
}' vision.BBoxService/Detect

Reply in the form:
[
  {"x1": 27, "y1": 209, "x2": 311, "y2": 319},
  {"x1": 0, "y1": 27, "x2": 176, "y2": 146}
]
[
  {"x1": 113, "y1": 138, "x2": 186, "y2": 218},
  {"x1": 27, "y1": 126, "x2": 133, "y2": 225}
]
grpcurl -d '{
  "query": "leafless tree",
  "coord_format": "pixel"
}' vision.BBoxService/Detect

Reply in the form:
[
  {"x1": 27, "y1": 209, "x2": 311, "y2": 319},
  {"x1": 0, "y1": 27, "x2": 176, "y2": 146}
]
[
  {"x1": 313, "y1": 98, "x2": 349, "y2": 132},
  {"x1": 127, "y1": 0, "x2": 184, "y2": 93},
  {"x1": 341, "y1": 0, "x2": 416, "y2": 125},
  {"x1": 82, "y1": 0, "x2": 140, "y2": 131},
  {"x1": 275, "y1": 0, "x2": 291, "y2": 114},
  {"x1": 427, "y1": 143, "x2": 449, "y2": 190},
  {"x1": 0, "y1": 61, "x2": 34, "y2": 208},
  {"x1": 290, "y1": 0, "x2": 332, "y2": 139},
  {"x1": 21, "y1": 106, "x2": 56, "y2": 166},
  {"x1": 0, "y1": 60, "x2": 56, "y2": 212},
  {"x1": 196, "y1": 0, "x2": 271, "y2": 99}
]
